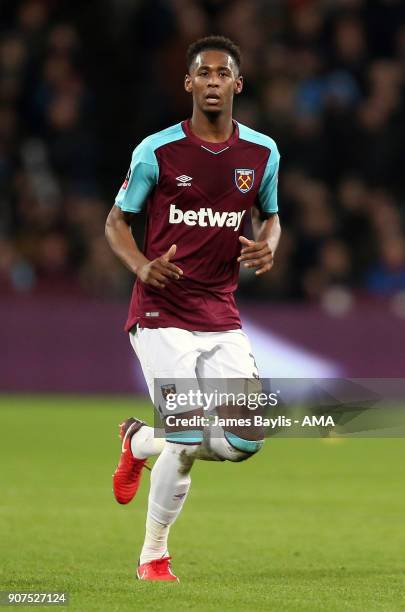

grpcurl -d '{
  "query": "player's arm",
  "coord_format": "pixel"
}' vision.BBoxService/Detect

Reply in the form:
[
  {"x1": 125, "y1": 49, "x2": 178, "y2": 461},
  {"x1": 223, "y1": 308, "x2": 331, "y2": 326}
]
[
  {"x1": 238, "y1": 144, "x2": 281, "y2": 276},
  {"x1": 105, "y1": 138, "x2": 182, "y2": 289},
  {"x1": 105, "y1": 206, "x2": 147, "y2": 274},
  {"x1": 238, "y1": 209, "x2": 281, "y2": 275}
]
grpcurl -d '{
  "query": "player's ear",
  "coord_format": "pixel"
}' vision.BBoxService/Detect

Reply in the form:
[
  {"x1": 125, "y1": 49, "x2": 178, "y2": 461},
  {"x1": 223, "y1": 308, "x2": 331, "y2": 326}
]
[
  {"x1": 234, "y1": 75, "x2": 243, "y2": 95},
  {"x1": 184, "y1": 74, "x2": 193, "y2": 93}
]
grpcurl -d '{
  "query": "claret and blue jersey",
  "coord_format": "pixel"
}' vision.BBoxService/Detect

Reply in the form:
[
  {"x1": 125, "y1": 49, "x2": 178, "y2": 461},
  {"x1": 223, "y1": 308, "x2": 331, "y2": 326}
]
[{"x1": 115, "y1": 119, "x2": 280, "y2": 332}]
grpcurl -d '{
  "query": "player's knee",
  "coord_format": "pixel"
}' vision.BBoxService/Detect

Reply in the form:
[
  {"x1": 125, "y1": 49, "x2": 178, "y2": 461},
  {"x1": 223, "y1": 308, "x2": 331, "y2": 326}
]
[
  {"x1": 163, "y1": 430, "x2": 203, "y2": 474},
  {"x1": 224, "y1": 432, "x2": 264, "y2": 461},
  {"x1": 210, "y1": 432, "x2": 264, "y2": 462},
  {"x1": 165, "y1": 429, "x2": 203, "y2": 447}
]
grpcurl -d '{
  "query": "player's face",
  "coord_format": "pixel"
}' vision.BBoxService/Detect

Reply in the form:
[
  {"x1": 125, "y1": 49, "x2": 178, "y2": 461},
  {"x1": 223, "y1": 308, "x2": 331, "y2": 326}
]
[{"x1": 185, "y1": 50, "x2": 243, "y2": 115}]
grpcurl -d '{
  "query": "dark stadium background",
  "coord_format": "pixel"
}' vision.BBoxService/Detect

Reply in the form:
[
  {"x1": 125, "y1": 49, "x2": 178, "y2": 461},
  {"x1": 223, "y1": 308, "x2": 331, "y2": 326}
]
[{"x1": 1, "y1": 0, "x2": 405, "y2": 393}]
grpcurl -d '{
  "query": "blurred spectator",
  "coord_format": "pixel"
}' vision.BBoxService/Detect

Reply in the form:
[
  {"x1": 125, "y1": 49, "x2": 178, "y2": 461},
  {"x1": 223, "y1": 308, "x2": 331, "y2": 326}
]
[
  {"x1": 0, "y1": 0, "x2": 404, "y2": 304},
  {"x1": 366, "y1": 236, "x2": 405, "y2": 295}
]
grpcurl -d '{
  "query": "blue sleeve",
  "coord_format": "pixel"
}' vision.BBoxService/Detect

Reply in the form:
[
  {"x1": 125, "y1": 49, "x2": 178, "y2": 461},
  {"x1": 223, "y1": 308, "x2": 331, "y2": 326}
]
[
  {"x1": 258, "y1": 147, "x2": 280, "y2": 214},
  {"x1": 115, "y1": 138, "x2": 159, "y2": 212}
]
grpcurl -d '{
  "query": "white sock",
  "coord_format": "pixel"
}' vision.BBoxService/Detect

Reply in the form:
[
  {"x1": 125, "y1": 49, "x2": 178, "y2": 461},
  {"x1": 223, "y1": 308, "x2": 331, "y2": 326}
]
[
  {"x1": 131, "y1": 425, "x2": 165, "y2": 460},
  {"x1": 139, "y1": 515, "x2": 170, "y2": 564},
  {"x1": 139, "y1": 442, "x2": 198, "y2": 564}
]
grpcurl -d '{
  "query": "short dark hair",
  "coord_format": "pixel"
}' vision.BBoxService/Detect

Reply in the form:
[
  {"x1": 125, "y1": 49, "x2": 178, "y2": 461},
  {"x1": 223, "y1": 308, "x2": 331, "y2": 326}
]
[{"x1": 186, "y1": 35, "x2": 241, "y2": 72}]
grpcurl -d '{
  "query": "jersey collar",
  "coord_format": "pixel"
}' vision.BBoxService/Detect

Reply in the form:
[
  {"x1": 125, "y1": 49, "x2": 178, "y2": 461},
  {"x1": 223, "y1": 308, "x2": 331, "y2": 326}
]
[{"x1": 182, "y1": 119, "x2": 239, "y2": 152}]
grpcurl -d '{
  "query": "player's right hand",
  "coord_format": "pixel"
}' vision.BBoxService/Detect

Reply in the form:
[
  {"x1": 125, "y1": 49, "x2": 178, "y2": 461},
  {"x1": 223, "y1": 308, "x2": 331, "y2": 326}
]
[{"x1": 137, "y1": 244, "x2": 183, "y2": 289}]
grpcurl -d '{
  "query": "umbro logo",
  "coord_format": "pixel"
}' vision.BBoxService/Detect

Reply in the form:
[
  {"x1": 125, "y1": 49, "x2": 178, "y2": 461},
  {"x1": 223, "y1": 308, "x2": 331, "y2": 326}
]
[{"x1": 176, "y1": 174, "x2": 193, "y2": 187}]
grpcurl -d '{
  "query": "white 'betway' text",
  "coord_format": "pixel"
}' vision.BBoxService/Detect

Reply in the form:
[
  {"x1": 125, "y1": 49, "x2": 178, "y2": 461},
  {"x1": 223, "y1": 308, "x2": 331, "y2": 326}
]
[{"x1": 169, "y1": 203, "x2": 246, "y2": 231}]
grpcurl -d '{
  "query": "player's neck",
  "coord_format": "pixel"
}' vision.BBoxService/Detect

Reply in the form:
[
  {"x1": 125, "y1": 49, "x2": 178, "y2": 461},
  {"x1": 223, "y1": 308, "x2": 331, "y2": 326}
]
[{"x1": 189, "y1": 109, "x2": 234, "y2": 143}]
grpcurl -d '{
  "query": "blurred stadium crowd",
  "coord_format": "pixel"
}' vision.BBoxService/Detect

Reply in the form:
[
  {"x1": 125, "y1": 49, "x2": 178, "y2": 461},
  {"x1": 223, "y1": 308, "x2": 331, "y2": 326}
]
[{"x1": 1, "y1": 0, "x2": 405, "y2": 304}]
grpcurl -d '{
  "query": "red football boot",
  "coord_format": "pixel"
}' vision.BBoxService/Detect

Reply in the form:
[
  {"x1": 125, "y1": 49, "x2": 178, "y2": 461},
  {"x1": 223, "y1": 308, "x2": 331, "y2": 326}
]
[
  {"x1": 137, "y1": 557, "x2": 179, "y2": 582},
  {"x1": 113, "y1": 417, "x2": 149, "y2": 505}
]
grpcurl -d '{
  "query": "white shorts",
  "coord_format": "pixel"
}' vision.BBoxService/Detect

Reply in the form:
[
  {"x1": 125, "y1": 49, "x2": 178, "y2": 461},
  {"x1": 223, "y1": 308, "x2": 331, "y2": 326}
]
[{"x1": 129, "y1": 326, "x2": 260, "y2": 416}]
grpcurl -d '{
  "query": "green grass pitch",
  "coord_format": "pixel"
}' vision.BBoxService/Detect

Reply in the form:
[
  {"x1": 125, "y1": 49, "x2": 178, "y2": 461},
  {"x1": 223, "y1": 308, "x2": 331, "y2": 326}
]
[{"x1": 1, "y1": 395, "x2": 404, "y2": 611}]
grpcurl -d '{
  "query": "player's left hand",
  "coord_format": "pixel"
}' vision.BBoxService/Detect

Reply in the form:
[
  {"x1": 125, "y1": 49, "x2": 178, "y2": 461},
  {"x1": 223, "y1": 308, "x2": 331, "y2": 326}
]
[{"x1": 237, "y1": 236, "x2": 274, "y2": 276}]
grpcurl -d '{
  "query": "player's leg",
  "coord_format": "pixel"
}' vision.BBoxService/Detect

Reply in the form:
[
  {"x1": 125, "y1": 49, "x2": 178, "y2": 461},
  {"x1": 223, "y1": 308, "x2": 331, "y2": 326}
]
[
  {"x1": 127, "y1": 324, "x2": 167, "y2": 460},
  {"x1": 138, "y1": 406, "x2": 203, "y2": 577},
  {"x1": 197, "y1": 329, "x2": 265, "y2": 462},
  {"x1": 208, "y1": 421, "x2": 264, "y2": 462},
  {"x1": 130, "y1": 327, "x2": 203, "y2": 581},
  {"x1": 113, "y1": 326, "x2": 166, "y2": 505}
]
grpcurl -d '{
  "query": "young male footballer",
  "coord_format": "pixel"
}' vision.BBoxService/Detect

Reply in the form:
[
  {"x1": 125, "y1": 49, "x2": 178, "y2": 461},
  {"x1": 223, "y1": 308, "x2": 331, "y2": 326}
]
[{"x1": 105, "y1": 35, "x2": 281, "y2": 581}]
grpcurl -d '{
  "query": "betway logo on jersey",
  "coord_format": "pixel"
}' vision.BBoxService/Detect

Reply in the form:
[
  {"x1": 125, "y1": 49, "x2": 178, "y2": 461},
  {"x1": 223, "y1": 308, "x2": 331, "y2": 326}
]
[{"x1": 169, "y1": 204, "x2": 246, "y2": 231}]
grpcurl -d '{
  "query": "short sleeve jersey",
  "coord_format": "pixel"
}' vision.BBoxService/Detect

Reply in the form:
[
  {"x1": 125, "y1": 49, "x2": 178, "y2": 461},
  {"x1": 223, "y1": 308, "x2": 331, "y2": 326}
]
[{"x1": 115, "y1": 119, "x2": 280, "y2": 332}]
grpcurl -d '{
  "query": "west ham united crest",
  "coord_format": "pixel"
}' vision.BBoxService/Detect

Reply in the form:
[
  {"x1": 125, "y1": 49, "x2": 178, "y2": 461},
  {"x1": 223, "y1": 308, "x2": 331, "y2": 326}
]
[
  {"x1": 235, "y1": 169, "x2": 254, "y2": 193},
  {"x1": 161, "y1": 384, "x2": 177, "y2": 400}
]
